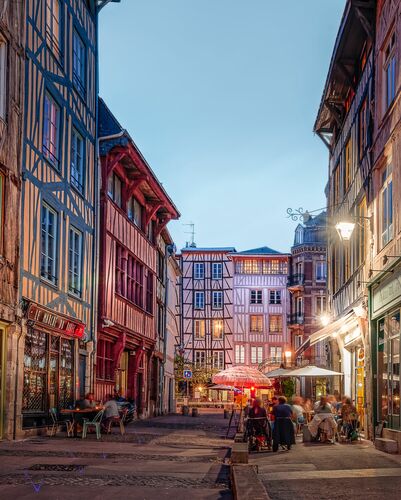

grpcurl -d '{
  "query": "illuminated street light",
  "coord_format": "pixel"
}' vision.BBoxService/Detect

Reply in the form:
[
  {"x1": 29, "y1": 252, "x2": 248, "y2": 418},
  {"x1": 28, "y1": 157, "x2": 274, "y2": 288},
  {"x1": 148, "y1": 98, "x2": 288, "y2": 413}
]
[
  {"x1": 320, "y1": 314, "x2": 331, "y2": 327},
  {"x1": 335, "y1": 221, "x2": 356, "y2": 241}
]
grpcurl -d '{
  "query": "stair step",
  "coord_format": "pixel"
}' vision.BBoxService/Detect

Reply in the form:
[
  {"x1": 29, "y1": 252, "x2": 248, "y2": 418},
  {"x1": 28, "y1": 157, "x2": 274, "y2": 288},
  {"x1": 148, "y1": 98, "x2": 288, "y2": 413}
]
[{"x1": 375, "y1": 437, "x2": 398, "y2": 454}]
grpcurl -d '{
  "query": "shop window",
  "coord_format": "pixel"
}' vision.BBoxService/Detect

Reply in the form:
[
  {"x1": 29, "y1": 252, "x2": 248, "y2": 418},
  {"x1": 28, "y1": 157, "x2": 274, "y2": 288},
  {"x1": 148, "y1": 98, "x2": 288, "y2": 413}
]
[
  {"x1": 194, "y1": 319, "x2": 205, "y2": 339},
  {"x1": 96, "y1": 339, "x2": 114, "y2": 381},
  {"x1": 23, "y1": 330, "x2": 47, "y2": 413}
]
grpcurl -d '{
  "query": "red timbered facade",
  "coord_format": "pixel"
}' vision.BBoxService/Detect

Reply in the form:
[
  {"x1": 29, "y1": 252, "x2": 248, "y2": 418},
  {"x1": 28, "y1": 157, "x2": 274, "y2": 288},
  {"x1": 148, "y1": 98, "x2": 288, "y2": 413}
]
[{"x1": 96, "y1": 99, "x2": 179, "y2": 416}]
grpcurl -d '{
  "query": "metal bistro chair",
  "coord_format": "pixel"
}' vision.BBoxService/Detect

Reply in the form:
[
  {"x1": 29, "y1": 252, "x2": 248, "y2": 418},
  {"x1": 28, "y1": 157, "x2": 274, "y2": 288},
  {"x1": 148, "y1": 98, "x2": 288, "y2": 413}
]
[
  {"x1": 82, "y1": 409, "x2": 104, "y2": 440},
  {"x1": 49, "y1": 408, "x2": 73, "y2": 437},
  {"x1": 106, "y1": 410, "x2": 126, "y2": 436}
]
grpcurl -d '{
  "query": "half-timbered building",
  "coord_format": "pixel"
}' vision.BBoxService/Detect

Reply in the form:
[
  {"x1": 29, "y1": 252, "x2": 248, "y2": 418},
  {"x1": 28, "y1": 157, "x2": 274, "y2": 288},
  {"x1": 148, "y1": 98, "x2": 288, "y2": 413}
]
[
  {"x1": 97, "y1": 99, "x2": 179, "y2": 417},
  {"x1": 0, "y1": 0, "x2": 25, "y2": 439},
  {"x1": 19, "y1": 0, "x2": 98, "y2": 433},
  {"x1": 313, "y1": 0, "x2": 375, "y2": 437},
  {"x1": 231, "y1": 247, "x2": 290, "y2": 370},
  {"x1": 180, "y1": 247, "x2": 235, "y2": 386}
]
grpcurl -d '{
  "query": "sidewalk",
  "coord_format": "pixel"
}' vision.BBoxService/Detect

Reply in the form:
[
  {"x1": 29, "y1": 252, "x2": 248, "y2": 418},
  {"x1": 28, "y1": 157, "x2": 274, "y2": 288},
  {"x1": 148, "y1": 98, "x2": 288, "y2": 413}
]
[
  {"x1": 249, "y1": 436, "x2": 401, "y2": 499},
  {"x1": 0, "y1": 410, "x2": 232, "y2": 500}
]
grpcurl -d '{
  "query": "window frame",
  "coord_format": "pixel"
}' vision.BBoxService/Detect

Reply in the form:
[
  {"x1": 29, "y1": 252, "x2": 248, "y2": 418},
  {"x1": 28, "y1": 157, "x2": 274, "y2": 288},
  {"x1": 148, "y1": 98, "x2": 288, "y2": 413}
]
[
  {"x1": 45, "y1": 0, "x2": 62, "y2": 61},
  {"x1": 43, "y1": 92, "x2": 61, "y2": 169},
  {"x1": 194, "y1": 291, "x2": 205, "y2": 310},
  {"x1": 193, "y1": 262, "x2": 205, "y2": 280},
  {"x1": 211, "y1": 351, "x2": 224, "y2": 370},
  {"x1": 72, "y1": 28, "x2": 86, "y2": 96},
  {"x1": 68, "y1": 226, "x2": 83, "y2": 297},
  {"x1": 269, "y1": 314, "x2": 283, "y2": 333},
  {"x1": 251, "y1": 346, "x2": 263, "y2": 364},
  {"x1": 0, "y1": 37, "x2": 6, "y2": 121},
  {"x1": 380, "y1": 166, "x2": 393, "y2": 249},
  {"x1": 384, "y1": 31, "x2": 396, "y2": 111},
  {"x1": 212, "y1": 319, "x2": 224, "y2": 339},
  {"x1": 212, "y1": 262, "x2": 223, "y2": 280},
  {"x1": 40, "y1": 202, "x2": 58, "y2": 286},
  {"x1": 194, "y1": 350, "x2": 205, "y2": 368},
  {"x1": 194, "y1": 319, "x2": 206, "y2": 339},
  {"x1": 250, "y1": 290, "x2": 263, "y2": 305},
  {"x1": 315, "y1": 261, "x2": 327, "y2": 282},
  {"x1": 107, "y1": 172, "x2": 122, "y2": 208},
  {"x1": 212, "y1": 290, "x2": 223, "y2": 310},
  {"x1": 250, "y1": 314, "x2": 263, "y2": 333},
  {"x1": 269, "y1": 290, "x2": 281, "y2": 305},
  {"x1": 71, "y1": 127, "x2": 85, "y2": 194},
  {"x1": 235, "y1": 344, "x2": 245, "y2": 364}
]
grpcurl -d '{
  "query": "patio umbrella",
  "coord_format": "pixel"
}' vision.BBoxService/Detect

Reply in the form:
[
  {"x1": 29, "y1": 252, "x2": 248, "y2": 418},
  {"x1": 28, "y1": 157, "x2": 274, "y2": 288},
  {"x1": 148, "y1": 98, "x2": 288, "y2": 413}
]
[
  {"x1": 285, "y1": 365, "x2": 342, "y2": 377},
  {"x1": 212, "y1": 366, "x2": 272, "y2": 388},
  {"x1": 264, "y1": 367, "x2": 292, "y2": 378}
]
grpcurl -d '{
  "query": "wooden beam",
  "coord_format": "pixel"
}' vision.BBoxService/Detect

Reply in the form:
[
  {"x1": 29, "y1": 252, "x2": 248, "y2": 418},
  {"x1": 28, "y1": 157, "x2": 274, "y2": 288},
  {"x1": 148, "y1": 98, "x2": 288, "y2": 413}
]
[
  {"x1": 335, "y1": 61, "x2": 356, "y2": 91},
  {"x1": 106, "y1": 152, "x2": 126, "y2": 179},
  {"x1": 354, "y1": 5, "x2": 374, "y2": 40}
]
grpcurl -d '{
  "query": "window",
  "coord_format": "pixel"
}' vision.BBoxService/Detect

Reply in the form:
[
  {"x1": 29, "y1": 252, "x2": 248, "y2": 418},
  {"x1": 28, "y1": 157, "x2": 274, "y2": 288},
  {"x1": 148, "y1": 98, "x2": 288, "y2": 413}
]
[
  {"x1": 193, "y1": 262, "x2": 204, "y2": 280},
  {"x1": 269, "y1": 290, "x2": 281, "y2": 305},
  {"x1": 145, "y1": 271, "x2": 154, "y2": 314},
  {"x1": 115, "y1": 244, "x2": 126, "y2": 296},
  {"x1": 296, "y1": 297, "x2": 303, "y2": 316},
  {"x1": 316, "y1": 295, "x2": 327, "y2": 317},
  {"x1": 107, "y1": 172, "x2": 122, "y2": 207},
  {"x1": 359, "y1": 100, "x2": 368, "y2": 160},
  {"x1": 212, "y1": 262, "x2": 223, "y2": 280},
  {"x1": 212, "y1": 319, "x2": 224, "y2": 339},
  {"x1": 147, "y1": 220, "x2": 154, "y2": 243},
  {"x1": 41, "y1": 203, "x2": 58, "y2": 284},
  {"x1": 294, "y1": 227, "x2": 303, "y2": 245},
  {"x1": 384, "y1": 32, "x2": 396, "y2": 110},
  {"x1": 194, "y1": 291, "x2": 204, "y2": 309},
  {"x1": 333, "y1": 163, "x2": 340, "y2": 204},
  {"x1": 194, "y1": 320, "x2": 205, "y2": 339},
  {"x1": 212, "y1": 291, "x2": 223, "y2": 309},
  {"x1": 251, "y1": 346, "x2": 263, "y2": 364},
  {"x1": 356, "y1": 198, "x2": 367, "y2": 267},
  {"x1": 96, "y1": 339, "x2": 113, "y2": 381},
  {"x1": 68, "y1": 227, "x2": 82, "y2": 296},
  {"x1": 344, "y1": 138, "x2": 352, "y2": 191},
  {"x1": 127, "y1": 197, "x2": 143, "y2": 229},
  {"x1": 294, "y1": 335, "x2": 303, "y2": 349},
  {"x1": 211, "y1": 351, "x2": 224, "y2": 370},
  {"x1": 126, "y1": 254, "x2": 143, "y2": 307},
  {"x1": 46, "y1": 0, "x2": 61, "y2": 58},
  {"x1": 270, "y1": 346, "x2": 282, "y2": 364},
  {"x1": 235, "y1": 345, "x2": 245, "y2": 364},
  {"x1": 195, "y1": 350, "x2": 205, "y2": 367},
  {"x1": 381, "y1": 166, "x2": 393, "y2": 248},
  {"x1": 315, "y1": 261, "x2": 327, "y2": 281},
  {"x1": 250, "y1": 315, "x2": 263, "y2": 333},
  {"x1": 71, "y1": 128, "x2": 84, "y2": 193},
  {"x1": 250, "y1": 290, "x2": 262, "y2": 304},
  {"x1": 0, "y1": 172, "x2": 4, "y2": 253},
  {"x1": 238, "y1": 259, "x2": 259, "y2": 274},
  {"x1": 0, "y1": 38, "x2": 6, "y2": 120},
  {"x1": 269, "y1": 315, "x2": 283, "y2": 333},
  {"x1": 43, "y1": 93, "x2": 60, "y2": 167},
  {"x1": 73, "y1": 29, "x2": 85, "y2": 94}
]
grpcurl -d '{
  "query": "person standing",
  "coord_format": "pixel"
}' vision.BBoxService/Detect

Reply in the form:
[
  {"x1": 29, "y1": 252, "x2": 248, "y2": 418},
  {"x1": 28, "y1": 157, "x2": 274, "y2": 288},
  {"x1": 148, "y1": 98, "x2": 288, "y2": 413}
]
[{"x1": 272, "y1": 396, "x2": 295, "y2": 451}]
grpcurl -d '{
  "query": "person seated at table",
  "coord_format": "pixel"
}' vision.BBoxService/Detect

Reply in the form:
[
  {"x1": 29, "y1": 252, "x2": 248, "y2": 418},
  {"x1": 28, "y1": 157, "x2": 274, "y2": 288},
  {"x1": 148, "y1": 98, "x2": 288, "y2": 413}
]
[
  {"x1": 272, "y1": 396, "x2": 295, "y2": 451},
  {"x1": 102, "y1": 394, "x2": 120, "y2": 431},
  {"x1": 314, "y1": 396, "x2": 333, "y2": 414},
  {"x1": 77, "y1": 392, "x2": 96, "y2": 410},
  {"x1": 291, "y1": 397, "x2": 305, "y2": 425},
  {"x1": 309, "y1": 396, "x2": 337, "y2": 442}
]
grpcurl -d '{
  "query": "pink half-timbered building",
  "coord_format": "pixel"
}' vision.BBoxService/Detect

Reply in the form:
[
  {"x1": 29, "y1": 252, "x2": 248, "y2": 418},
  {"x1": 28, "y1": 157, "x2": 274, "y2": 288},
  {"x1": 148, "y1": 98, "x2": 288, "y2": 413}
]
[
  {"x1": 231, "y1": 247, "x2": 291, "y2": 370},
  {"x1": 180, "y1": 247, "x2": 235, "y2": 373}
]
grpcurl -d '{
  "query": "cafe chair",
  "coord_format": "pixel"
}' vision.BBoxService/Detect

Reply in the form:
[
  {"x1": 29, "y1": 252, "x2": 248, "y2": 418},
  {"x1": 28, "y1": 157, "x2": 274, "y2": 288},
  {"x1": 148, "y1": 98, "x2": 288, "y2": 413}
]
[
  {"x1": 82, "y1": 409, "x2": 104, "y2": 440},
  {"x1": 107, "y1": 411, "x2": 126, "y2": 436},
  {"x1": 49, "y1": 408, "x2": 73, "y2": 437}
]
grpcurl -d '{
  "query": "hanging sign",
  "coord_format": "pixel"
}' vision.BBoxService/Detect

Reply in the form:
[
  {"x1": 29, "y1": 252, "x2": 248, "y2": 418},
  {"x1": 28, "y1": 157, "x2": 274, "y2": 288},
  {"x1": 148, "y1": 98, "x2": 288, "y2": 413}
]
[
  {"x1": 27, "y1": 302, "x2": 85, "y2": 339},
  {"x1": 183, "y1": 369, "x2": 192, "y2": 379}
]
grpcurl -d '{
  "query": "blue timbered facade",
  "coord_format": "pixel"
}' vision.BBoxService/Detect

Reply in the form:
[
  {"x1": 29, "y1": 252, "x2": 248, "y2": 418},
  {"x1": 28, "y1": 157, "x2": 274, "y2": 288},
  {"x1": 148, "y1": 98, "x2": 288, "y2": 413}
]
[{"x1": 19, "y1": 0, "x2": 98, "y2": 431}]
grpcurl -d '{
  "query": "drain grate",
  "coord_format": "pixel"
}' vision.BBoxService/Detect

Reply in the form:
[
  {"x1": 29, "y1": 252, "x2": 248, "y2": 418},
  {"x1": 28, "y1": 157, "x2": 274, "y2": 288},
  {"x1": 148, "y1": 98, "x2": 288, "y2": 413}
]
[{"x1": 28, "y1": 464, "x2": 87, "y2": 472}]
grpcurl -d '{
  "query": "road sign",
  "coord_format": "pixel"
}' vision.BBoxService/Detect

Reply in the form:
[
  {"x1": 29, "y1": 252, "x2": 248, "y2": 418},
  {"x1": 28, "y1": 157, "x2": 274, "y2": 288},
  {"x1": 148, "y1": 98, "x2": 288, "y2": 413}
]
[{"x1": 183, "y1": 369, "x2": 192, "y2": 379}]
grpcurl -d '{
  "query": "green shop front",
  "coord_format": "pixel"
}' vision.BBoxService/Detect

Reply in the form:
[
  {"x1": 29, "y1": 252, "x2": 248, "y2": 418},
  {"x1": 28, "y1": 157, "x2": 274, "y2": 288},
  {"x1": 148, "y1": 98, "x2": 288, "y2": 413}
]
[{"x1": 370, "y1": 262, "x2": 401, "y2": 446}]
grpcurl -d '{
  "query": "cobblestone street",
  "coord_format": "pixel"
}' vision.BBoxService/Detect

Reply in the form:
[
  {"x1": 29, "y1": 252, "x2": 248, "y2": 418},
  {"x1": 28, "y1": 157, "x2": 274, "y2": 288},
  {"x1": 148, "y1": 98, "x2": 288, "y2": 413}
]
[{"x1": 0, "y1": 411, "x2": 232, "y2": 500}]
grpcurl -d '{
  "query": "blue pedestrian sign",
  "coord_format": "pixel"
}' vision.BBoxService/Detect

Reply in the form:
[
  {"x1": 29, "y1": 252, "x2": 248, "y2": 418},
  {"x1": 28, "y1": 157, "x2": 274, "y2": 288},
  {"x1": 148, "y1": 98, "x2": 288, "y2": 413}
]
[{"x1": 183, "y1": 369, "x2": 192, "y2": 379}]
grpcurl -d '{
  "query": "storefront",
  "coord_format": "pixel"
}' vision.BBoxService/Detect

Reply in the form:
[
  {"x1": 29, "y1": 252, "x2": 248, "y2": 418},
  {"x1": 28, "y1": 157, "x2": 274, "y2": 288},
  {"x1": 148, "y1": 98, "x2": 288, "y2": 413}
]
[
  {"x1": 370, "y1": 266, "x2": 401, "y2": 433},
  {"x1": 22, "y1": 302, "x2": 84, "y2": 429}
]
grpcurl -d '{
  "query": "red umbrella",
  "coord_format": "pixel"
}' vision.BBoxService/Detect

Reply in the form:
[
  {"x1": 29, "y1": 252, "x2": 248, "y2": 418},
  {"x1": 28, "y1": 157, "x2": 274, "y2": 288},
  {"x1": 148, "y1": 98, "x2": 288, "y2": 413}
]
[{"x1": 212, "y1": 366, "x2": 272, "y2": 388}]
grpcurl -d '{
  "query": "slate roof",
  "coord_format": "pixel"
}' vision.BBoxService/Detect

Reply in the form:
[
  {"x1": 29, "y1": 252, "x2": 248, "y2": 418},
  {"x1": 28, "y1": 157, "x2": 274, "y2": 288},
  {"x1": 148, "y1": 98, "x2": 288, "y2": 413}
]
[
  {"x1": 181, "y1": 247, "x2": 236, "y2": 253},
  {"x1": 234, "y1": 246, "x2": 286, "y2": 256}
]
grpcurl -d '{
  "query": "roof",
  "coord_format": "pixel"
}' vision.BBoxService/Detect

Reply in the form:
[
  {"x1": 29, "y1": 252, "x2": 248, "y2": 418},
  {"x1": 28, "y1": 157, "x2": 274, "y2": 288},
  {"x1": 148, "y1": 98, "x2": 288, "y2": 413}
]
[
  {"x1": 234, "y1": 246, "x2": 286, "y2": 256},
  {"x1": 181, "y1": 247, "x2": 236, "y2": 253}
]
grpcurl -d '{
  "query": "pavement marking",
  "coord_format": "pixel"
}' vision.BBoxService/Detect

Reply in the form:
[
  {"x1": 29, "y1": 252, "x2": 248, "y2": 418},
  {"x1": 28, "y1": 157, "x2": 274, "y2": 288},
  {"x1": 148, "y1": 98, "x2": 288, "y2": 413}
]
[{"x1": 261, "y1": 467, "x2": 401, "y2": 481}]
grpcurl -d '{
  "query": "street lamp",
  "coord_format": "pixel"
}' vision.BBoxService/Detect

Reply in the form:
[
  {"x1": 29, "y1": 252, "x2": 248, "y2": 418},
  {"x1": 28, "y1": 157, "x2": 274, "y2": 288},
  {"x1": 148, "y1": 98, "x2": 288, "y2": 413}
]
[
  {"x1": 320, "y1": 314, "x2": 331, "y2": 327},
  {"x1": 284, "y1": 350, "x2": 292, "y2": 367},
  {"x1": 335, "y1": 221, "x2": 356, "y2": 241}
]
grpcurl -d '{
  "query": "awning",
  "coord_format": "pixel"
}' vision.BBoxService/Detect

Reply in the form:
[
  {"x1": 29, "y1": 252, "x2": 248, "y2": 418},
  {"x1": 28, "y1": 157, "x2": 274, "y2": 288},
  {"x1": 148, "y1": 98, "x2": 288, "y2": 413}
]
[{"x1": 295, "y1": 311, "x2": 358, "y2": 357}]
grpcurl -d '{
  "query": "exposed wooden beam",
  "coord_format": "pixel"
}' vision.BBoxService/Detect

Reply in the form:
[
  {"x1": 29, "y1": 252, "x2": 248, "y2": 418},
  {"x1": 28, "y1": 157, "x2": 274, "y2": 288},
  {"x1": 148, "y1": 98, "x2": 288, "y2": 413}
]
[
  {"x1": 354, "y1": 5, "x2": 374, "y2": 40},
  {"x1": 335, "y1": 61, "x2": 356, "y2": 91}
]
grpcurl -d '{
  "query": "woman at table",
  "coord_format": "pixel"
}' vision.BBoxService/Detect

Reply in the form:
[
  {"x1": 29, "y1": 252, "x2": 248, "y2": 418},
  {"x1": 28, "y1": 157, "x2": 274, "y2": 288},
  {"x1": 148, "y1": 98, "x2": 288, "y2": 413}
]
[
  {"x1": 78, "y1": 393, "x2": 96, "y2": 410},
  {"x1": 102, "y1": 394, "x2": 120, "y2": 431}
]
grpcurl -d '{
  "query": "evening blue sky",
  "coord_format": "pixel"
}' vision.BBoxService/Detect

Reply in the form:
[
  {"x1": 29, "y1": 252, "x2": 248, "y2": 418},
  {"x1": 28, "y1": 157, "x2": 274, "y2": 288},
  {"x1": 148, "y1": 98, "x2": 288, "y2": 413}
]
[{"x1": 99, "y1": 0, "x2": 345, "y2": 253}]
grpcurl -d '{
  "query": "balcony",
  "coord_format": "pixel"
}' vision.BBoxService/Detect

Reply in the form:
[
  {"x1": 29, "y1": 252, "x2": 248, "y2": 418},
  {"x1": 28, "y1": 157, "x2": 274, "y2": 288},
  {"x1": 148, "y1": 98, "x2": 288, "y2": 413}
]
[
  {"x1": 287, "y1": 274, "x2": 305, "y2": 290},
  {"x1": 287, "y1": 313, "x2": 304, "y2": 326}
]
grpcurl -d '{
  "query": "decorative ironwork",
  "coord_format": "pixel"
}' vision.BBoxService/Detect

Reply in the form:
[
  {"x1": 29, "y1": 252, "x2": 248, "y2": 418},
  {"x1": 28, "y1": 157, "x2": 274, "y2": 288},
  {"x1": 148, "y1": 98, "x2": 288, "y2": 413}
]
[
  {"x1": 59, "y1": 339, "x2": 74, "y2": 409},
  {"x1": 23, "y1": 330, "x2": 47, "y2": 413}
]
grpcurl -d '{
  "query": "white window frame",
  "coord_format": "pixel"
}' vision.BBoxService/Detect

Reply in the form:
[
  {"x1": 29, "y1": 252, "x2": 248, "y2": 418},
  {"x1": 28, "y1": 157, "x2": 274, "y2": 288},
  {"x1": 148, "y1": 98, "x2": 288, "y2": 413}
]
[
  {"x1": 269, "y1": 314, "x2": 283, "y2": 333},
  {"x1": 0, "y1": 37, "x2": 6, "y2": 121},
  {"x1": 195, "y1": 350, "x2": 205, "y2": 368},
  {"x1": 194, "y1": 319, "x2": 205, "y2": 339},
  {"x1": 250, "y1": 315, "x2": 263, "y2": 333},
  {"x1": 270, "y1": 346, "x2": 282, "y2": 364},
  {"x1": 315, "y1": 261, "x2": 327, "y2": 282},
  {"x1": 194, "y1": 291, "x2": 204, "y2": 310},
  {"x1": 68, "y1": 226, "x2": 83, "y2": 297},
  {"x1": 251, "y1": 346, "x2": 263, "y2": 364},
  {"x1": 212, "y1": 291, "x2": 223, "y2": 309},
  {"x1": 212, "y1": 319, "x2": 224, "y2": 339},
  {"x1": 316, "y1": 295, "x2": 327, "y2": 317},
  {"x1": 250, "y1": 290, "x2": 262, "y2": 304},
  {"x1": 43, "y1": 92, "x2": 60, "y2": 167},
  {"x1": 381, "y1": 167, "x2": 393, "y2": 248},
  {"x1": 41, "y1": 203, "x2": 58, "y2": 285},
  {"x1": 212, "y1": 262, "x2": 223, "y2": 280},
  {"x1": 211, "y1": 351, "x2": 224, "y2": 370},
  {"x1": 73, "y1": 29, "x2": 85, "y2": 94},
  {"x1": 235, "y1": 345, "x2": 245, "y2": 364},
  {"x1": 194, "y1": 262, "x2": 204, "y2": 280},
  {"x1": 295, "y1": 335, "x2": 303, "y2": 349},
  {"x1": 71, "y1": 128, "x2": 84, "y2": 193},
  {"x1": 46, "y1": 0, "x2": 61, "y2": 58},
  {"x1": 269, "y1": 290, "x2": 281, "y2": 305}
]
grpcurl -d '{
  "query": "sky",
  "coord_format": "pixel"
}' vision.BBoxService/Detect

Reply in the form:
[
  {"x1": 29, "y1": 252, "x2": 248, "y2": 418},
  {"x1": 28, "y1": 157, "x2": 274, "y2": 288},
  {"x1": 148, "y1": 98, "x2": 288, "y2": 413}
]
[{"x1": 99, "y1": 0, "x2": 345, "y2": 253}]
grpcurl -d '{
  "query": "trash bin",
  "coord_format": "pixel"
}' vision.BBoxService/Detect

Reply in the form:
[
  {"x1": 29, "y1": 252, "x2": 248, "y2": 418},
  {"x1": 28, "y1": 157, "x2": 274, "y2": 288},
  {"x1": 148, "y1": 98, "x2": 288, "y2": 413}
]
[
  {"x1": 182, "y1": 405, "x2": 189, "y2": 416},
  {"x1": 192, "y1": 408, "x2": 199, "y2": 417}
]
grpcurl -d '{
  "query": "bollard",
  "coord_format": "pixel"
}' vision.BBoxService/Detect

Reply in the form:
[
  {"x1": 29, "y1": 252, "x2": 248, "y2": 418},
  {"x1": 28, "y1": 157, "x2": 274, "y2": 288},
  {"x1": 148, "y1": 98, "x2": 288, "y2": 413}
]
[
  {"x1": 192, "y1": 407, "x2": 199, "y2": 417},
  {"x1": 182, "y1": 405, "x2": 189, "y2": 416}
]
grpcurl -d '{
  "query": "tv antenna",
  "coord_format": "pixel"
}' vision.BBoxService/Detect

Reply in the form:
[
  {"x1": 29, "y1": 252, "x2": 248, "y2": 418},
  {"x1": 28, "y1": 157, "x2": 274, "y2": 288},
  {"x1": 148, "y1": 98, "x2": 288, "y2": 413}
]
[{"x1": 183, "y1": 222, "x2": 196, "y2": 247}]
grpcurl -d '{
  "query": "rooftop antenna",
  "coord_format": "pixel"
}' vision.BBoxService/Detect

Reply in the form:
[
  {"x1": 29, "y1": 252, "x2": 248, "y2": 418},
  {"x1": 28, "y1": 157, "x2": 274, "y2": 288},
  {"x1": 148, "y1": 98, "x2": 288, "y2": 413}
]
[{"x1": 183, "y1": 222, "x2": 196, "y2": 248}]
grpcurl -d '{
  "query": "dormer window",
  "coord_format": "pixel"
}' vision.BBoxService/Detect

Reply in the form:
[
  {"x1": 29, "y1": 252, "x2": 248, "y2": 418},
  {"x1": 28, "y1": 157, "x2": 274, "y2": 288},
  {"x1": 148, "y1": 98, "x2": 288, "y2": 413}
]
[
  {"x1": 107, "y1": 172, "x2": 122, "y2": 207},
  {"x1": 127, "y1": 196, "x2": 143, "y2": 229},
  {"x1": 294, "y1": 227, "x2": 303, "y2": 245}
]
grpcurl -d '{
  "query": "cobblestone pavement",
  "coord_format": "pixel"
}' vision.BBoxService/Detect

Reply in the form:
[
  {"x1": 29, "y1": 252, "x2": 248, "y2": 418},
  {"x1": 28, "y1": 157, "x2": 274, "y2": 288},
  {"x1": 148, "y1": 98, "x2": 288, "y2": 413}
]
[
  {"x1": 0, "y1": 410, "x2": 232, "y2": 500},
  {"x1": 249, "y1": 437, "x2": 401, "y2": 499}
]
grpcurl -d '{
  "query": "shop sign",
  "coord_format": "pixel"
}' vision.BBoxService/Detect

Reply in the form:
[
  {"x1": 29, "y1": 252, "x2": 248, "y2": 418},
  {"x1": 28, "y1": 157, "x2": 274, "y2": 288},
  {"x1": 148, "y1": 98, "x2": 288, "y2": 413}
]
[
  {"x1": 372, "y1": 271, "x2": 401, "y2": 318},
  {"x1": 27, "y1": 303, "x2": 85, "y2": 339}
]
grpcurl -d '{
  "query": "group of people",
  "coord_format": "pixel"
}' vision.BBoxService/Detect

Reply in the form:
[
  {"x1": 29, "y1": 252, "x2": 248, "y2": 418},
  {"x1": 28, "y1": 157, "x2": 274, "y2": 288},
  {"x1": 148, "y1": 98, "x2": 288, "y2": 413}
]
[
  {"x1": 75, "y1": 393, "x2": 122, "y2": 432},
  {"x1": 245, "y1": 393, "x2": 359, "y2": 450}
]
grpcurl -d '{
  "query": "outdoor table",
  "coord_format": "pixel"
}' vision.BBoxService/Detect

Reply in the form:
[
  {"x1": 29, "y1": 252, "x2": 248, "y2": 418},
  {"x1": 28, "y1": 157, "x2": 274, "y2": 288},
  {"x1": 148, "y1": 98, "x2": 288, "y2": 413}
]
[{"x1": 60, "y1": 408, "x2": 100, "y2": 437}]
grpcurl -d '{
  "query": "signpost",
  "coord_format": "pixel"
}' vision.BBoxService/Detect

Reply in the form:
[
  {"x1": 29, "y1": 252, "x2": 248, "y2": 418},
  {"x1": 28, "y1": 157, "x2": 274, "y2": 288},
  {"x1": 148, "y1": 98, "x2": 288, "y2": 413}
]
[
  {"x1": 183, "y1": 369, "x2": 192, "y2": 379},
  {"x1": 183, "y1": 369, "x2": 192, "y2": 402}
]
